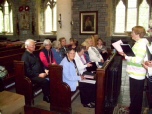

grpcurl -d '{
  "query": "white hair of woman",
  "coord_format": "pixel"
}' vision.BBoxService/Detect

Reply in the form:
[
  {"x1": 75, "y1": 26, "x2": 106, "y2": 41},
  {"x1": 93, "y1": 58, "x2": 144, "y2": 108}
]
[
  {"x1": 25, "y1": 39, "x2": 36, "y2": 48},
  {"x1": 43, "y1": 39, "x2": 52, "y2": 46}
]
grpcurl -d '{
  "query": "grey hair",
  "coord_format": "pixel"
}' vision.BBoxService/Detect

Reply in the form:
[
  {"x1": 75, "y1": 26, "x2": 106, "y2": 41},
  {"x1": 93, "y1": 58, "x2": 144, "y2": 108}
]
[
  {"x1": 43, "y1": 39, "x2": 52, "y2": 46},
  {"x1": 52, "y1": 40, "x2": 60, "y2": 49},
  {"x1": 25, "y1": 39, "x2": 36, "y2": 48}
]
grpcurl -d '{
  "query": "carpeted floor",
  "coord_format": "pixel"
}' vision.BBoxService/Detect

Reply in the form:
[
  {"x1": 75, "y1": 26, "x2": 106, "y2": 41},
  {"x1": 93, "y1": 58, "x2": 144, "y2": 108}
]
[{"x1": 34, "y1": 93, "x2": 95, "y2": 114}]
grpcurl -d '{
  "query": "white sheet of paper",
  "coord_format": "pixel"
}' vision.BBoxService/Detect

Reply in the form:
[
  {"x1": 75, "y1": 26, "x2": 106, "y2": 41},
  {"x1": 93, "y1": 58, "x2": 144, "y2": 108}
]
[
  {"x1": 84, "y1": 75, "x2": 94, "y2": 79},
  {"x1": 79, "y1": 79, "x2": 96, "y2": 84},
  {"x1": 112, "y1": 40, "x2": 123, "y2": 52}
]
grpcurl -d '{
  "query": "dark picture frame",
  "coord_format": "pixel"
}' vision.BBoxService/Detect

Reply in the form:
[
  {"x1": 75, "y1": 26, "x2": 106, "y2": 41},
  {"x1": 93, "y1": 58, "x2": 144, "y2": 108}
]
[{"x1": 80, "y1": 11, "x2": 98, "y2": 35}]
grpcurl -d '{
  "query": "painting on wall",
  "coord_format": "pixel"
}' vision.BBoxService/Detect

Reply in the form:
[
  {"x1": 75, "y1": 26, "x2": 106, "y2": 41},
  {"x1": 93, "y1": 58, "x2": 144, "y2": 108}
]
[{"x1": 80, "y1": 11, "x2": 98, "y2": 35}]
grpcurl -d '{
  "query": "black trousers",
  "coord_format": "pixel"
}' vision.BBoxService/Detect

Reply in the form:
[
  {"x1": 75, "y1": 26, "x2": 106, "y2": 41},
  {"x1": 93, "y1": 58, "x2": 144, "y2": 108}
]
[
  {"x1": 129, "y1": 77, "x2": 144, "y2": 114},
  {"x1": 79, "y1": 82, "x2": 96, "y2": 105},
  {"x1": 31, "y1": 77, "x2": 50, "y2": 97},
  {"x1": 147, "y1": 78, "x2": 152, "y2": 108}
]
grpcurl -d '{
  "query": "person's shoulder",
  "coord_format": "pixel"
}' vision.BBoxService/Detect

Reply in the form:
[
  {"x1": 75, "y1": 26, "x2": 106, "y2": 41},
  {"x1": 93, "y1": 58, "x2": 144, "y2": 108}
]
[
  {"x1": 22, "y1": 51, "x2": 28, "y2": 60},
  {"x1": 51, "y1": 48, "x2": 55, "y2": 51},
  {"x1": 87, "y1": 47, "x2": 91, "y2": 51},
  {"x1": 60, "y1": 57, "x2": 68, "y2": 64},
  {"x1": 139, "y1": 38, "x2": 149, "y2": 45}
]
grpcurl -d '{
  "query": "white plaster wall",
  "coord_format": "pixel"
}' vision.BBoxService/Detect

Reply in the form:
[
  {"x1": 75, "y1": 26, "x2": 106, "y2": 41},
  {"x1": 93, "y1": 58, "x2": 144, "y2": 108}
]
[{"x1": 57, "y1": 0, "x2": 72, "y2": 43}]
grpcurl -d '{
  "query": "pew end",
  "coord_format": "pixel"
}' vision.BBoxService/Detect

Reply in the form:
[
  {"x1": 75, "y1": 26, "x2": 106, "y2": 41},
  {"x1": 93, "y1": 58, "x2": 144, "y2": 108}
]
[
  {"x1": 49, "y1": 65, "x2": 79, "y2": 114},
  {"x1": 14, "y1": 60, "x2": 42, "y2": 106}
]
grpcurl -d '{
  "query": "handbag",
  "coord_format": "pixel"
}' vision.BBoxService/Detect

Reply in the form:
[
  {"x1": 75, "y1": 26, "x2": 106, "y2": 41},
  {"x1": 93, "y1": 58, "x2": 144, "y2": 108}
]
[
  {"x1": 0, "y1": 66, "x2": 8, "y2": 79},
  {"x1": 113, "y1": 104, "x2": 129, "y2": 114}
]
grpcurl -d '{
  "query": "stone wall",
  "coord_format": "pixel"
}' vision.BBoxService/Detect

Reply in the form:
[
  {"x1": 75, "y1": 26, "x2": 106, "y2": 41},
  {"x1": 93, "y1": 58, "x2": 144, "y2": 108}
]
[{"x1": 71, "y1": 0, "x2": 112, "y2": 47}]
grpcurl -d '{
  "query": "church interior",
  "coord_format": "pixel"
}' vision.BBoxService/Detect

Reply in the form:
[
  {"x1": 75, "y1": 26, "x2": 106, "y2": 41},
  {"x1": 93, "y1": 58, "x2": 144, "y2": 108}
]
[{"x1": 0, "y1": 0, "x2": 152, "y2": 114}]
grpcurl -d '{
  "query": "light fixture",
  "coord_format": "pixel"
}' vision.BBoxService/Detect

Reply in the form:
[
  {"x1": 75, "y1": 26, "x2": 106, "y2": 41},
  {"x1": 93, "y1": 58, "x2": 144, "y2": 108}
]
[
  {"x1": 71, "y1": 21, "x2": 74, "y2": 25},
  {"x1": 58, "y1": 14, "x2": 62, "y2": 28}
]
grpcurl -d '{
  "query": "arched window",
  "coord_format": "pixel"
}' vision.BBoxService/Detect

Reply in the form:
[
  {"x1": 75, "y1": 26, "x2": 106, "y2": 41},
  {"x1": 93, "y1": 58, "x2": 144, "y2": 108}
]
[
  {"x1": 115, "y1": 0, "x2": 150, "y2": 34},
  {"x1": 44, "y1": 0, "x2": 57, "y2": 33},
  {"x1": 0, "y1": 0, "x2": 13, "y2": 34}
]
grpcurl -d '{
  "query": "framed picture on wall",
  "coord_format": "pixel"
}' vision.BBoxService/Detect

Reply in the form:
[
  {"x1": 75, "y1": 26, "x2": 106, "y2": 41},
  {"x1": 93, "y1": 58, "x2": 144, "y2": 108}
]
[{"x1": 80, "y1": 11, "x2": 98, "y2": 35}]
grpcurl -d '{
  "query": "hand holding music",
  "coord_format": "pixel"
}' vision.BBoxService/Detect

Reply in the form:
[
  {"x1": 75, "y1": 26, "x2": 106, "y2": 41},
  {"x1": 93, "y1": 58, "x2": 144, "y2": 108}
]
[
  {"x1": 119, "y1": 52, "x2": 126, "y2": 57},
  {"x1": 101, "y1": 59, "x2": 104, "y2": 63},
  {"x1": 80, "y1": 75, "x2": 86, "y2": 80},
  {"x1": 144, "y1": 61, "x2": 152, "y2": 67},
  {"x1": 87, "y1": 62, "x2": 92, "y2": 67}
]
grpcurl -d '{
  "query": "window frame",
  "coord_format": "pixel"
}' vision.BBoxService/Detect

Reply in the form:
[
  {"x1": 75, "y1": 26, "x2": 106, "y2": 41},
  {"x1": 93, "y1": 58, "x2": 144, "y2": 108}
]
[
  {"x1": 113, "y1": 0, "x2": 151, "y2": 36},
  {"x1": 43, "y1": 0, "x2": 57, "y2": 34},
  {"x1": 0, "y1": 0, "x2": 13, "y2": 35}
]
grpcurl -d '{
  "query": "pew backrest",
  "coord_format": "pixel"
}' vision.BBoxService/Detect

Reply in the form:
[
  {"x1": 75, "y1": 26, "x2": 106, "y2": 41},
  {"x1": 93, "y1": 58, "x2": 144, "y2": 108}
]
[
  {"x1": 0, "y1": 48, "x2": 25, "y2": 57},
  {"x1": 0, "y1": 45, "x2": 22, "y2": 52},
  {"x1": 49, "y1": 65, "x2": 72, "y2": 114}
]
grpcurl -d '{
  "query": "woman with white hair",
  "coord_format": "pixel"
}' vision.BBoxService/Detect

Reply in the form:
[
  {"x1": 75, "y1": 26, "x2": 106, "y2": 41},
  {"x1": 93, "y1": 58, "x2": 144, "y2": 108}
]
[{"x1": 39, "y1": 39, "x2": 56, "y2": 70}]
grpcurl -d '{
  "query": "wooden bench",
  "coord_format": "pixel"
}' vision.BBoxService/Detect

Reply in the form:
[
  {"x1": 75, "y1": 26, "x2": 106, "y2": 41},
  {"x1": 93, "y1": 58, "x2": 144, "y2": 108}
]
[
  {"x1": 48, "y1": 65, "x2": 80, "y2": 114},
  {"x1": 13, "y1": 60, "x2": 42, "y2": 106},
  {"x1": 13, "y1": 49, "x2": 43, "y2": 105},
  {"x1": 0, "y1": 49, "x2": 41, "y2": 89},
  {"x1": 48, "y1": 53, "x2": 122, "y2": 114},
  {"x1": 0, "y1": 53, "x2": 23, "y2": 88},
  {"x1": 0, "y1": 48, "x2": 25, "y2": 57},
  {"x1": 0, "y1": 45, "x2": 22, "y2": 52}
]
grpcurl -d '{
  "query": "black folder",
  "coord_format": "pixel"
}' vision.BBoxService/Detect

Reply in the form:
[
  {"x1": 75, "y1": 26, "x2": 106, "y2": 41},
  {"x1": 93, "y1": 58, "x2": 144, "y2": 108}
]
[
  {"x1": 86, "y1": 62, "x2": 97, "y2": 72},
  {"x1": 120, "y1": 44, "x2": 135, "y2": 56},
  {"x1": 147, "y1": 45, "x2": 152, "y2": 61}
]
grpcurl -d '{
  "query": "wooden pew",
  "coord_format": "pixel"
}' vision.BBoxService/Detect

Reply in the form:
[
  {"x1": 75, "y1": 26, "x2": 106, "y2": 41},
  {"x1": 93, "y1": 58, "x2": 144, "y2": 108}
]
[
  {"x1": 0, "y1": 48, "x2": 25, "y2": 57},
  {"x1": 13, "y1": 60, "x2": 42, "y2": 106},
  {"x1": 0, "y1": 49, "x2": 41, "y2": 89},
  {"x1": 48, "y1": 65, "x2": 80, "y2": 114},
  {"x1": 95, "y1": 54, "x2": 122, "y2": 114},
  {"x1": 48, "y1": 53, "x2": 122, "y2": 114},
  {"x1": 13, "y1": 49, "x2": 43, "y2": 105},
  {"x1": 0, "y1": 45, "x2": 22, "y2": 52},
  {"x1": 0, "y1": 53, "x2": 23, "y2": 88}
]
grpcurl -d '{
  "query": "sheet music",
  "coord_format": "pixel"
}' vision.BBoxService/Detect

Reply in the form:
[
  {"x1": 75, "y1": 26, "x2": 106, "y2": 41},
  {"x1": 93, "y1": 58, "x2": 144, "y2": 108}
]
[
  {"x1": 79, "y1": 79, "x2": 96, "y2": 84},
  {"x1": 84, "y1": 75, "x2": 94, "y2": 79},
  {"x1": 112, "y1": 40, "x2": 123, "y2": 52}
]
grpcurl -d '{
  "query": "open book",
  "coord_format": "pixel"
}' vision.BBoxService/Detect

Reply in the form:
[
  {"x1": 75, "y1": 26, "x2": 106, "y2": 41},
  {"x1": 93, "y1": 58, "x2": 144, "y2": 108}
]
[{"x1": 120, "y1": 44, "x2": 135, "y2": 56}]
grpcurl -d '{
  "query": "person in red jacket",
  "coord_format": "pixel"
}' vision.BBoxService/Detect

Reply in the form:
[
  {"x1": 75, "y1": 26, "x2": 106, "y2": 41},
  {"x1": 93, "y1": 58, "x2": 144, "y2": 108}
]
[{"x1": 39, "y1": 39, "x2": 56, "y2": 71}]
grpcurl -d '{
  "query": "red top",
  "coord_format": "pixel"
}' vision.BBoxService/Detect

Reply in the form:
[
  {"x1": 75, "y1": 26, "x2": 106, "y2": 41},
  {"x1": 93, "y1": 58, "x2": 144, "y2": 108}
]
[{"x1": 39, "y1": 51, "x2": 56, "y2": 68}]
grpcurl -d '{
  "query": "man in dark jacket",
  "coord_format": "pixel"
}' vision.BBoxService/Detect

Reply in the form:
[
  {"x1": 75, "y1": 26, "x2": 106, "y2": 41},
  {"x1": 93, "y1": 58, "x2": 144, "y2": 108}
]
[{"x1": 22, "y1": 39, "x2": 50, "y2": 103}]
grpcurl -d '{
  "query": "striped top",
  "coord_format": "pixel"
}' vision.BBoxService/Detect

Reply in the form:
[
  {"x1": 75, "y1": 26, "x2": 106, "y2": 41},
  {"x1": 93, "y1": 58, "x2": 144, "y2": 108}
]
[{"x1": 125, "y1": 38, "x2": 148, "y2": 80}]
